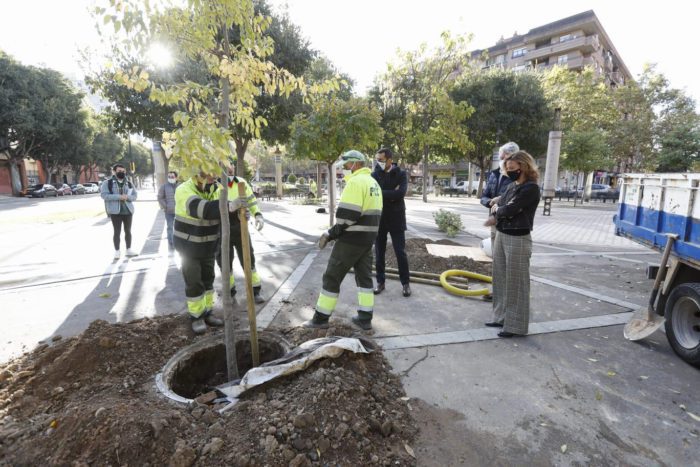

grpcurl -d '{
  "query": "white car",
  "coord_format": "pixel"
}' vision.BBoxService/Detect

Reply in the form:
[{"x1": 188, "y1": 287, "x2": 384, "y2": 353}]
[
  {"x1": 455, "y1": 181, "x2": 469, "y2": 192},
  {"x1": 82, "y1": 183, "x2": 99, "y2": 194}
]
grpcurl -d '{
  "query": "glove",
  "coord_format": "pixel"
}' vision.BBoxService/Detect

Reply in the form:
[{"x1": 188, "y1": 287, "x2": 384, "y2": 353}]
[
  {"x1": 318, "y1": 232, "x2": 330, "y2": 250},
  {"x1": 228, "y1": 198, "x2": 248, "y2": 212},
  {"x1": 254, "y1": 214, "x2": 264, "y2": 231}
]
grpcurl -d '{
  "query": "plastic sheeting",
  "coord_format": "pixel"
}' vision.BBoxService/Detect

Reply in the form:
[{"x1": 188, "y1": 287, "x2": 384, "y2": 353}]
[{"x1": 216, "y1": 336, "x2": 374, "y2": 411}]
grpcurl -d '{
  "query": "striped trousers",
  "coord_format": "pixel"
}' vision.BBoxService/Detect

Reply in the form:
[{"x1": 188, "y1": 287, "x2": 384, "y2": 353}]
[{"x1": 491, "y1": 231, "x2": 532, "y2": 335}]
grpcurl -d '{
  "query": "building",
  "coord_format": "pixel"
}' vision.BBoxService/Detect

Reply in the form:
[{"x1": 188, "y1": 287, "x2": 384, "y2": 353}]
[{"x1": 471, "y1": 10, "x2": 632, "y2": 87}]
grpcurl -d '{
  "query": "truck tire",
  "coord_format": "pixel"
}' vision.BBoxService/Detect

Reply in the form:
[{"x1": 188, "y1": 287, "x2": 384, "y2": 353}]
[{"x1": 664, "y1": 283, "x2": 700, "y2": 368}]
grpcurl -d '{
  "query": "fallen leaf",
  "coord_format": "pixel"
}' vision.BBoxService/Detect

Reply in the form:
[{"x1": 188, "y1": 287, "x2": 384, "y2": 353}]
[
  {"x1": 400, "y1": 396, "x2": 410, "y2": 401},
  {"x1": 561, "y1": 444, "x2": 568, "y2": 453},
  {"x1": 98, "y1": 293, "x2": 111, "y2": 298},
  {"x1": 595, "y1": 391, "x2": 603, "y2": 401},
  {"x1": 404, "y1": 443, "x2": 415, "y2": 458},
  {"x1": 640, "y1": 376, "x2": 649, "y2": 380},
  {"x1": 680, "y1": 404, "x2": 687, "y2": 411},
  {"x1": 687, "y1": 412, "x2": 700, "y2": 422},
  {"x1": 588, "y1": 358, "x2": 598, "y2": 363},
  {"x1": 540, "y1": 422, "x2": 549, "y2": 427},
  {"x1": 607, "y1": 371, "x2": 617, "y2": 377}
]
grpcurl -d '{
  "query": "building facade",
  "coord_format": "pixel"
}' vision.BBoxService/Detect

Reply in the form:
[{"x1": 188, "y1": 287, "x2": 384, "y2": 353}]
[{"x1": 471, "y1": 10, "x2": 632, "y2": 86}]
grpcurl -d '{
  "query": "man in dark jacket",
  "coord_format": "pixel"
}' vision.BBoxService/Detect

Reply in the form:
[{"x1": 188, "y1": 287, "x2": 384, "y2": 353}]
[{"x1": 372, "y1": 148, "x2": 411, "y2": 297}]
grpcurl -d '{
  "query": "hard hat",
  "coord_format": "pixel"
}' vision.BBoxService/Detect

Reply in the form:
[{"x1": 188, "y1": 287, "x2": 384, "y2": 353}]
[{"x1": 340, "y1": 150, "x2": 366, "y2": 163}]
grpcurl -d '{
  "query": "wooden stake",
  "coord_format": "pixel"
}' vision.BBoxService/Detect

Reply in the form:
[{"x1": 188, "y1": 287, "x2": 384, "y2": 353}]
[{"x1": 238, "y1": 182, "x2": 259, "y2": 367}]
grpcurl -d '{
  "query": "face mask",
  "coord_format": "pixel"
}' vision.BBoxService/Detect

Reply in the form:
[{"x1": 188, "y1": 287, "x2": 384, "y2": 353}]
[
  {"x1": 167, "y1": 177, "x2": 176, "y2": 184},
  {"x1": 506, "y1": 169, "x2": 521, "y2": 181},
  {"x1": 342, "y1": 169, "x2": 353, "y2": 178},
  {"x1": 376, "y1": 160, "x2": 386, "y2": 171},
  {"x1": 116, "y1": 172, "x2": 126, "y2": 179},
  {"x1": 204, "y1": 183, "x2": 215, "y2": 192}
]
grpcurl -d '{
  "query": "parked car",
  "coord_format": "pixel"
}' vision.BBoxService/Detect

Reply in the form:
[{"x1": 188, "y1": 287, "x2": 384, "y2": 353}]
[
  {"x1": 56, "y1": 184, "x2": 73, "y2": 196},
  {"x1": 82, "y1": 182, "x2": 99, "y2": 194},
  {"x1": 590, "y1": 183, "x2": 619, "y2": 199},
  {"x1": 71, "y1": 184, "x2": 86, "y2": 195},
  {"x1": 28, "y1": 184, "x2": 58, "y2": 198},
  {"x1": 455, "y1": 181, "x2": 469, "y2": 192}
]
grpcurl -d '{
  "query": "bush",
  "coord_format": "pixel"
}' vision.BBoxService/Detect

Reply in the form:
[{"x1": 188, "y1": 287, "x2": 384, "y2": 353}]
[
  {"x1": 433, "y1": 209, "x2": 463, "y2": 237},
  {"x1": 287, "y1": 173, "x2": 297, "y2": 184},
  {"x1": 297, "y1": 176, "x2": 306, "y2": 185}
]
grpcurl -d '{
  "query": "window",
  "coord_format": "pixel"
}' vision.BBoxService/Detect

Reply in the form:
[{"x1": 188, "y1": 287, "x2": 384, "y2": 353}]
[
  {"x1": 511, "y1": 47, "x2": 527, "y2": 58},
  {"x1": 559, "y1": 34, "x2": 574, "y2": 43},
  {"x1": 494, "y1": 54, "x2": 505, "y2": 64},
  {"x1": 557, "y1": 55, "x2": 568, "y2": 65}
]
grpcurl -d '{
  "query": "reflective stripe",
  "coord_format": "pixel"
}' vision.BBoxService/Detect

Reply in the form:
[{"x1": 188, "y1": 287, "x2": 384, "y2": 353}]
[
  {"x1": 187, "y1": 296, "x2": 207, "y2": 318},
  {"x1": 364, "y1": 209, "x2": 382, "y2": 216},
  {"x1": 229, "y1": 275, "x2": 236, "y2": 287},
  {"x1": 338, "y1": 202, "x2": 362, "y2": 212},
  {"x1": 316, "y1": 292, "x2": 338, "y2": 315},
  {"x1": 173, "y1": 231, "x2": 220, "y2": 243},
  {"x1": 346, "y1": 225, "x2": 380, "y2": 232},
  {"x1": 204, "y1": 290, "x2": 214, "y2": 310},
  {"x1": 336, "y1": 218, "x2": 355, "y2": 225},
  {"x1": 320, "y1": 289, "x2": 339, "y2": 298},
  {"x1": 251, "y1": 270, "x2": 261, "y2": 287},
  {"x1": 358, "y1": 290, "x2": 374, "y2": 309},
  {"x1": 196, "y1": 199, "x2": 205, "y2": 219},
  {"x1": 358, "y1": 305, "x2": 374, "y2": 312},
  {"x1": 357, "y1": 287, "x2": 374, "y2": 294},
  {"x1": 175, "y1": 215, "x2": 219, "y2": 227},
  {"x1": 187, "y1": 293, "x2": 205, "y2": 303}
]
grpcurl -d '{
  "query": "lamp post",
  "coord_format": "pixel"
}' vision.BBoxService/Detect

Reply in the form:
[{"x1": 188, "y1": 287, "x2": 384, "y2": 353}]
[{"x1": 274, "y1": 146, "x2": 283, "y2": 199}]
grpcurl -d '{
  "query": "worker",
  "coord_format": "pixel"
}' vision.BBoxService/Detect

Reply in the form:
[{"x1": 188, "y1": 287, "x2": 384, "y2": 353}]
[
  {"x1": 174, "y1": 171, "x2": 246, "y2": 334},
  {"x1": 302, "y1": 150, "x2": 383, "y2": 330},
  {"x1": 216, "y1": 160, "x2": 266, "y2": 304}
]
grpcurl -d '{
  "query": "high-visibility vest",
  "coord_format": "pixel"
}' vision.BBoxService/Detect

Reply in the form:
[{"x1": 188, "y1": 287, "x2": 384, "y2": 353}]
[
  {"x1": 328, "y1": 167, "x2": 383, "y2": 245},
  {"x1": 224, "y1": 176, "x2": 261, "y2": 218},
  {"x1": 173, "y1": 178, "x2": 222, "y2": 258}
]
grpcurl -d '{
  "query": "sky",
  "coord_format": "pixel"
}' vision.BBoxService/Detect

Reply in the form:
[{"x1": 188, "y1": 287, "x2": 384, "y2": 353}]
[{"x1": 1, "y1": 0, "x2": 699, "y2": 107}]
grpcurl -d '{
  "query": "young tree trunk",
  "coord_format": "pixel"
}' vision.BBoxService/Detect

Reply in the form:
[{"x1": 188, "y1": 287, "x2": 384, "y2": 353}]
[
  {"x1": 422, "y1": 144, "x2": 429, "y2": 203},
  {"x1": 234, "y1": 137, "x2": 249, "y2": 177},
  {"x1": 328, "y1": 161, "x2": 336, "y2": 226}
]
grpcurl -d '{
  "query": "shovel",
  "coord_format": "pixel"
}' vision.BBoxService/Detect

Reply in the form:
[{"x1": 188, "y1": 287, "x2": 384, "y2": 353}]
[
  {"x1": 624, "y1": 234, "x2": 677, "y2": 341},
  {"x1": 238, "y1": 182, "x2": 260, "y2": 367}
]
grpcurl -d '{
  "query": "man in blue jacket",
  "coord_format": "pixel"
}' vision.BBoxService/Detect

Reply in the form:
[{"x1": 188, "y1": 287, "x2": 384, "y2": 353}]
[{"x1": 372, "y1": 148, "x2": 411, "y2": 297}]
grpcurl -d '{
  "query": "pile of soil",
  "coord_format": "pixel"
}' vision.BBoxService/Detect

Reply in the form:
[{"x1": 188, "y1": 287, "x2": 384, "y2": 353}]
[
  {"x1": 0, "y1": 317, "x2": 417, "y2": 466},
  {"x1": 385, "y1": 238, "x2": 492, "y2": 277}
]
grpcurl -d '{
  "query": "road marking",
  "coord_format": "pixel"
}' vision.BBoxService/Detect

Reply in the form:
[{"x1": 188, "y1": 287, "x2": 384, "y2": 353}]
[
  {"x1": 529, "y1": 275, "x2": 641, "y2": 310},
  {"x1": 376, "y1": 312, "x2": 634, "y2": 350}
]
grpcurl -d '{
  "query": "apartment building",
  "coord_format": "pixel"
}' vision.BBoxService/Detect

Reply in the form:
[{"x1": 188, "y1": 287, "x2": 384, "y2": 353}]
[{"x1": 471, "y1": 10, "x2": 632, "y2": 86}]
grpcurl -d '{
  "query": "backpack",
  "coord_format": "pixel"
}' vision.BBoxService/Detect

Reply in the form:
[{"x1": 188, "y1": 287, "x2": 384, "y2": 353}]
[{"x1": 108, "y1": 178, "x2": 133, "y2": 193}]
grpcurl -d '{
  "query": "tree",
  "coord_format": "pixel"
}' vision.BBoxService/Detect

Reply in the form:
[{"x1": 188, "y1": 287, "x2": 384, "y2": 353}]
[
  {"x1": 561, "y1": 128, "x2": 611, "y2": 205},
  {"x1": 289, "y1": 96, "x2": 383, "y2": 224},
  {"x1": 450, "y1": 68, "x2": 549, "y2": 196},
  {"x1": 96, "y1": 0, "x2": 336, "y2": 378},
  {"x1": 375, "y1": 32, "x2": 473, "y2": 202}
]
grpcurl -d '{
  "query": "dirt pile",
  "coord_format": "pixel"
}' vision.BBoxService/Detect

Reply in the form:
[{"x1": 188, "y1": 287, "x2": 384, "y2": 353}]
[
  {"x1": 0, "y1": 317, "x2": 417, "y2": 466},
  {"x1": 385, "y1": 238, "x2": 492, "y2": 277}
]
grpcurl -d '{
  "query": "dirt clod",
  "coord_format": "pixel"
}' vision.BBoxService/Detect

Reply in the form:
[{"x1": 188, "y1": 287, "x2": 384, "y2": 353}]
[{"x1": 386, "y1": 238, "x2": 492, "y2": 276}]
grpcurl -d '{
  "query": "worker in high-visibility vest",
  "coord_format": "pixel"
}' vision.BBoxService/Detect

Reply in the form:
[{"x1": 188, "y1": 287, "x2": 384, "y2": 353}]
[
  {"x1": 174, "y1": 171, "x2": 246, "y2": 334},
  {"x1": 302, "y1": 150, "x2": 383, "y2": 330},
  {"x1": 216, "y1": 160, "x2": 266, "y2": 304}
]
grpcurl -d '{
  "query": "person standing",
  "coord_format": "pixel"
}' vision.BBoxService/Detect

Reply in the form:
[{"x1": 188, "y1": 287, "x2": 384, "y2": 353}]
[
  {"x1": 372, "y1": 148, "x2": 411, "y2": 297},
  {"x1": 158, "y1": 170, "x2": 179, "y2": 250},
  {"x1": 101, "y1": 163, "x2": 138, "y2": 260},
  {"x1": 309, "y1": 178, "x2": 317, "y2": 198},
  {"x1": 216, "y1": 160, "x2": 266, "y2": 304},
  {"x1": 485, "y1": 151, "x2": 541, "y2": 337},
  {"x1": 174, "y1": 172, "x2": 245, "y2": 334},
  {"x1": 303, "y1": 150, "x2": 383, "y2": 330},
  {"x1": 481, "y1": 142, "x2": 520, "y2": 246}
]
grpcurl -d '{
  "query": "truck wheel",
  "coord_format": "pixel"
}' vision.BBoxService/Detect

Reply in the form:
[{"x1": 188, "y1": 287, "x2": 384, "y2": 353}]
[{"x1": 664, "y1": 283, "x2": 700, "y2": 367}]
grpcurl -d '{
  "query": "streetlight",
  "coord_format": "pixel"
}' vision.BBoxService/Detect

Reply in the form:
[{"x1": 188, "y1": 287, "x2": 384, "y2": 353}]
[{"x1": 274, "y1": 146, "x2": 283, "y2": 199}]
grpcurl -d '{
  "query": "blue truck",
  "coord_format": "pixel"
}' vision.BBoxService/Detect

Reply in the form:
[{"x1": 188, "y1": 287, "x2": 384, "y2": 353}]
[{"x1": 614, "y1": 173, "x2": 700, "y2": 367}]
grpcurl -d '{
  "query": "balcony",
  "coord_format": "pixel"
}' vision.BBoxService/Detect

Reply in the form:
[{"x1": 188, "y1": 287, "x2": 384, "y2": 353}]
[
  {"x1": 566, "y1": 56, "x2": 594, "y2": 69},
  {"x1": 525, "y1": 35, "x2": 600, "y2": 62}
]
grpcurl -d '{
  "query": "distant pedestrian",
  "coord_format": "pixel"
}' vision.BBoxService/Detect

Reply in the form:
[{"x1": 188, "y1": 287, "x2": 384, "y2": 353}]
[
  {"x1": 158, "y1": 170, "x2": 179, "y2": 251},
  {"x1": 371, "y1": 148, "x2": 411, "y2": 298},
  {"x1": 485, "y1": 151, "x2": 541, "y2": 337},
  {"x1": 302, "y1": 150, "x2": 383, "y2": 331},
  {"x1": 100, "y1": 163, "x2": 138, "y2": 260}
]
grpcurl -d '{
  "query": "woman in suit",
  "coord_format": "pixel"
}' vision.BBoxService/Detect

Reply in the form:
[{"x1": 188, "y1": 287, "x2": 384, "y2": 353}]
[{"x1": 485, "y1": 151, "x2": 541, "y2": 337}]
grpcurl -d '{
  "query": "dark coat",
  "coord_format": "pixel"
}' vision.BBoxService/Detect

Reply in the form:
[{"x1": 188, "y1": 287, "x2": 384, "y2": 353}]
[
  {"x1": 372, "y1": 163, "x2": 407, "y2": 232},
  {"x1": 495, "y1": 181, "x2": 541, "y2": 233},
  {"x1": 480, "y1": 168, "x2": 513, "y2": 208}
]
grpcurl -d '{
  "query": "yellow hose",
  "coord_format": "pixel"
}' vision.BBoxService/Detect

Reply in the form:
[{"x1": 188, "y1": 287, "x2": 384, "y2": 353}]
[{"x1": 440, "y1": 269, "x2": 492, "y2": 296}]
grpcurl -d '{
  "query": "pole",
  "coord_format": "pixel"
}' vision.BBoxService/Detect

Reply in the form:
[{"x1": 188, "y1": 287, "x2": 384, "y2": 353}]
[
  {"x1": 542, "y1": 108, "x2": 562, "y2": 216},
  {"x1": 238, "y1": 182, "x2": 260, "y2": 367},
  {"x1": 274, "y1": 147, "x2": 283, "y2": 199}
]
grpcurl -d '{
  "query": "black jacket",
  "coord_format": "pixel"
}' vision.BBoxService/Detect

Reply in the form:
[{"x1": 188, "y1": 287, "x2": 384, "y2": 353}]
[
  {"x1": 495, "y1": 181, "x2": 540, "y2": 234},
  {"x1": 372, "y1": 163, "x2": 407, "y2": 232}
]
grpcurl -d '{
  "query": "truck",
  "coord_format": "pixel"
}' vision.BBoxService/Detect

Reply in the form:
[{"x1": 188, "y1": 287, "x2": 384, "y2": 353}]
[{"x1": 614, "y1": 173, "x2": 700, "y2": 367}]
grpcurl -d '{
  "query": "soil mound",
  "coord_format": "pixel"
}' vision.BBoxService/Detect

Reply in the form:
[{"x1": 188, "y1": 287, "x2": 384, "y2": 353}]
[
  {"x1": 385, "y1": 238, "x2": 492, "y2": 277},
  {"x1": 0, "y1": 317, "x2": 417, "y2": 466}
]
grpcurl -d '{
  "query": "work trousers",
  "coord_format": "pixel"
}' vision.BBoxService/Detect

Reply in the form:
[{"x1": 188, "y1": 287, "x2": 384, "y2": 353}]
[
  {"x1": 216, "y1": 226, "x2": 261, "y2": 292},
  {"x1": 180, "y1": 255, "x2": 216, "y2": 318},
  {"x1": 491, "y1": 232, "x2": 532, "y2": 335},
  {"x1": 316, "y1": 241, "x2": 374, "y2": 318},
  {"x1": 375, "y1": 227, "x2": 410, "y2": 285},
  {"x1": 110, "y1": 214, "x2": 132, "y2": 250}
]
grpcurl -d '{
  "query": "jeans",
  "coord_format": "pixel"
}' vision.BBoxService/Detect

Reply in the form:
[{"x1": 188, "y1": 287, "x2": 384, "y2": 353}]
[
  {"x1": 110, "y1": 214, "x2": 132, "y2": 250},
  {"x1": 375, "y1": 228, "x2": 410, "y2": 285},
  {"x1": 165, "y1": 212, "x2": 175, "y2": 246}
]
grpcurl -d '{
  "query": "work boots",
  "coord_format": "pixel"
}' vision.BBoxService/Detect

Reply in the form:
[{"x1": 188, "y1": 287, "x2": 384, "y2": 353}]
[
  {"x1": 302, "y1": 311, "x2": 330, "y2": 329},
  {"x1": 254, "y1": 290, "x2": 265, "y2": 304},
  {"x1": 191, "y1": 317, "x2": 206, "y2": 334},
  {"x1": 204, "y1": 311, "x2": 224, "y2": 327},
  {"x1": 351, "y1": 310, "x2": 373, "y2": 331}
]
